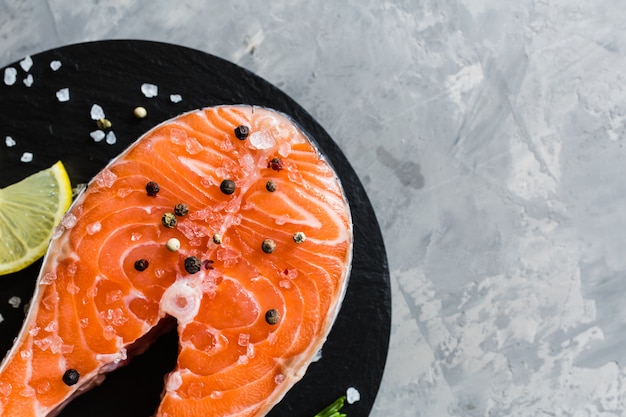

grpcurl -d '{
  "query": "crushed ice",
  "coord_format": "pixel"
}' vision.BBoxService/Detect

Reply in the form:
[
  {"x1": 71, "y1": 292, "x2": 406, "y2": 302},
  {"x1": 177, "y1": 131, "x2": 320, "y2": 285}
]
[
  {"x1": 20, "y1": 152, "x2": 33, "y2": 163},
  {"x1": 19, "y1": 56, "x2": 33, "y2": 72},
  {"x1": 248, "y1": 130, "x2": 276, "y2": 150},
  {"x1": 5, "y1": 136, "x2": 16, "y2": 147},
  {"x1": 90, "y1": 104, "x2": 105, "y2": 120},
  {"x1": 8, "y1": 296, "x2": 21, "y2": 309},
  {"x1": 141, "y1": 83, "x2": 158, "y2": 98},
  {"x1": 56, "y1": 88, "x2": 70, "y2": 102},
  {"x1": 3, "y1": 67, "x2": 17, "y2": 85},
  {"x1": 50, "y1": 60, "x2": 62, "y2": 71},
  {"x1": 170, "y1": 94, "x2": 182, "y2": 103}
]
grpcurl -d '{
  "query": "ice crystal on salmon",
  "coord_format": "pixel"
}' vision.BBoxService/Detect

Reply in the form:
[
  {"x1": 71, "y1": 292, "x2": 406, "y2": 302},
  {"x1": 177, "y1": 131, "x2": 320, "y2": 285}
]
[{"x1": 0, "y1": 105, "x2": 352, "y2": 417}]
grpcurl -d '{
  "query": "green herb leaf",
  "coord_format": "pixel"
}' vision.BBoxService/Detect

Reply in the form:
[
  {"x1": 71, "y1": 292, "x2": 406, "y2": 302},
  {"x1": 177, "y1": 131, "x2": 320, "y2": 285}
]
[{"x1": 314, "y1": 396, "x2": 347, "y2": 417}]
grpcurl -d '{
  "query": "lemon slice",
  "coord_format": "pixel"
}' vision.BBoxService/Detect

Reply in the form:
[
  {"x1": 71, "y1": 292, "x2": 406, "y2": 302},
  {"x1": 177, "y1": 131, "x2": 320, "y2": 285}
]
[{"x1": 0, "y1": 161, "x2": 73, "y2": 275}]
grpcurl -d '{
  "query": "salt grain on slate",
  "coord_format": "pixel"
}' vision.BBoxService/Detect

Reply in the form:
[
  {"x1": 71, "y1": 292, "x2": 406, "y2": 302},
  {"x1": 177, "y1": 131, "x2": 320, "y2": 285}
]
[
  {"x1": 90, "y1": 104, "x2": 105, "y2": 120},
  {"x1": 5, "y1": 136, "x2": 16, "y2": 147},
  {"x1": 90, "y1": 130, "x2": 105, "y2": 142},
  {"x1": 105, "y1": 131, "x2": 117, "y2": 145},
  {"x1": 170, "y1": 94, "x2": 182, "y2": 103},
  {"x1": 20, "y1": 152, "x2": 33, "y2": 163},
  {"x1": 56, "y1": 88, "x2": 70, "y2": 102},
  {"x1": 23, "y1": 74, "x2": 33, "y2": 87},
  {"x1": 4, "y1": 68, "x2": 17, "y2": 85},
  {"x1": 141, "y1": 83, "x2": 158, "y2": 98},
  {"x1": 50, "y1": 60, "x2": 62, "y2": 71},
  {"x1": 8, "y1": 296, "x2": 21, "y2": 309},
  {"x1": 19, "y1": 56, "x2": 33, "y2": 72}
]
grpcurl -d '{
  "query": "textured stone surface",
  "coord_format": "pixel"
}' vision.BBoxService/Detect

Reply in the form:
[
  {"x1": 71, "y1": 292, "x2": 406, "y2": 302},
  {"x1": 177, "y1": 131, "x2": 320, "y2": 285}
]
[{"x1": 2, "y1": 1, "x2": 626, "y2": 416}]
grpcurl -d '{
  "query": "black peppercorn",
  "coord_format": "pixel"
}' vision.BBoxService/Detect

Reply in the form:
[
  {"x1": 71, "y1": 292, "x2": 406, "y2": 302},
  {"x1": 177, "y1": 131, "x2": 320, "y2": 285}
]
[
  {"x1": 162, "y1": 212, "x2": 177, "y2": 228},
  {"x1": 266, "y1": 180, "x2": 277, "y2": 192},
  {"x1": 220, "y1": 179, "x2": 236, "y2": 195},
  {"x1": 174, "y1": 203, "x2": 189, "y2": 216},
  {"x1": 184, "y1": 256, "x2": 202, "y2": 274},
  {"x1": 62, "y1": 369, "x2": 80, "y2": 386},
  {"x1": 262, "y1": 239, "x2": 276, "y2": 254},
  {"x1": 234, "y1": 125, "x2": 250, "y2": 140},
  {"x1": 145, "y1": 181, "x2": 160, "y2": 196},
  {"x1": 265, "y1": 309, "x2": 280, "y2": 325},
  {"x1": 134, "y1": 259, "x2": 149, "y2": 271}
]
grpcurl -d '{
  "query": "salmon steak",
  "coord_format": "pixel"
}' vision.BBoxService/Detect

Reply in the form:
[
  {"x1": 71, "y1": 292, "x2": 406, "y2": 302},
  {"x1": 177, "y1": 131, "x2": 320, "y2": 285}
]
[{"x1": 0, "y1": 105, "x2": 352, "y2": 416}]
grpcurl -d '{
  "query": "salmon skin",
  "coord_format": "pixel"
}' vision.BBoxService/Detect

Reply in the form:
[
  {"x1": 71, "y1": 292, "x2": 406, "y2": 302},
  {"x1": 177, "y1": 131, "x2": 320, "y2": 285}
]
[{"x1": 0, "y1": 105, "x2": 352, "y2": 417}]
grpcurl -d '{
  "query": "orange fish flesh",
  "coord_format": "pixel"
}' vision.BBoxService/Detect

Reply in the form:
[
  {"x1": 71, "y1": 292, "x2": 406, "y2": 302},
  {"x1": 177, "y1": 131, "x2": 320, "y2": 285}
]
[{"x1": 0, "y1": 105, "x2": 352, "y2": 417}]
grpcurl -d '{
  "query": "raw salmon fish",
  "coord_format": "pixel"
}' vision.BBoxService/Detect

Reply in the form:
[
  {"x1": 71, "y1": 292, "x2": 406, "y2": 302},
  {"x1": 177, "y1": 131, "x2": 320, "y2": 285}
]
[{"x1": 0, "y1": 105, "x2": 352, "y2": 416}]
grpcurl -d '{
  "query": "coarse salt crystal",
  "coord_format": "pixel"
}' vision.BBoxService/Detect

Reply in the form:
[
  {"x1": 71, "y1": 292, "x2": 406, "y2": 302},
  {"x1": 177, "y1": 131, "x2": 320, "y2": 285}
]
[
  {"x1": 45, "y1": 320, "x2": 58, "y2": 332},
  {"x1": 23, "y1": 74, "x2": 33, "y2": 87},
  {"x1": 185, "y1": 137, "x2": 203, "y2": 154},
  {"x1": 279, "y1": 280, "x2": 291, "y2": 289},
  {"x1": 90, "y1": 104, "x2": 105, "y2": 120},
  {"x1": 210, "y1": 391, "x2": 223, "y2": 399},
  {"x1": 141, "y1": 83, "x2": 158, "y2": 98},
  {"x1": 40, "y1": 272, "x2": 57, "y2": 285},
  {"x1": 116, "y1": 187, "x2": 133, "y2": 198},
  {"x1": 238, "y1": 333, "x2": 250, "y2": 346},
  {"x1": 274, "y1": 374, "x2": 285, "y2": 384},
  {"x1": 19, "y1": 56, "x2": 33, "y2": 72},
  {"x1": 67, "y1": 282, "x2": 80, "y2": 294},
  {"x1": 95, "y1": 169, "x2": 117, "y2": 188},
  {"x1": 346, "y1": 387, "x2": 361, "y2": 404},
  {"x1": 8, "y1": 296, "x2": 21, "y2": 308},
  {"x1": 61, "y1": 213, "x2": 77, "y2": 229},
  {"x1": 238, "y1": 355, "x2": 249, "y2": 364},
  {"x1": 0, "y1": 313, "x2": 3, "y2": 324},
  {"x1": 50, "y1": 60, "x2": 62, "y2": 71},
  {"x1": 4, "y1": 67, "x2": 17, "y2": 85},
  {"x1": 56, "y1": 88, "x2": 69, "y2": 102},
  {"x1": 5, "y1": 136, "x2": 16, "y2": 147},
  {"x1": 105, "y1": 131, "x2": 117, "y2": 145},
  {"x1": 131, "y1": 232, "x2": 142, "y2": 241},
  {"x1": 312, "y1": 349, "x2": 322, "y2": 362},
  {"x1": 86, "y1": 222, "x2": 102, "y2": 235},
  {"x1": 0, "y1": 381, "x2": 12, "y2": 396},
  {"x1": 20, "y1": 350, "x2": 32, "y2": 360},
  {"x1": 248, "y1": 130, "x2": 275, "y2": 150},
  {"x1": 20, "y1": 152, "x2": 33, "y2": 163},
  {"x1": 170, "y1": 94, "x2": 182, "y2": 103}
]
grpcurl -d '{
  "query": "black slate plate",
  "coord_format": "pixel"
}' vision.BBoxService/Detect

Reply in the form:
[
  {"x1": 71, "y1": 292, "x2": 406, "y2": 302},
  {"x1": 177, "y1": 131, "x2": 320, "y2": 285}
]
[{"x1": 0, "y1": 40, "x2": 390, "y2": 417}]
